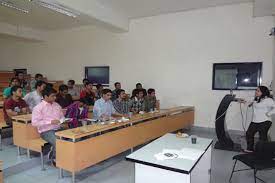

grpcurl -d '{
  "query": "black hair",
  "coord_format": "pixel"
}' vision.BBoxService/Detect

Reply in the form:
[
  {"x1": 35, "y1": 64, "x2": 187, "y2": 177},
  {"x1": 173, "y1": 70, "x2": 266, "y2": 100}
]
[
  {"x1": 147, "y1": 88, "x2": 155, "y2": 95},
  {"x1": 68, "y1": 80, "x2": 75, "y2": 85},
  {"x1": 9, "y1": 77, "x2": 18, "y2": 86},
  {"x1": 116, "y1": 89, "x2": 125, "y2": 97},
  {"x1": 136, "y1": 83, "x2": 142, "y2": 88},
  {"x1": 96, "y1": 83, "x2": 102, "y2": 90},
  {"x1": 42, "y1": 87, "x2": 57, "y2": 97},
  {"x1": 114, "y1": 82, "x2": 121, "y2": 87},
  {"x1": 35, "y1": 80, "x2": 46, "y2": 89},
  {"x1": 102, "y1": 89, "x2": 112, "y2": 95},
  {"x1": 35, "y1": 73, "x2": 43, "y2": 79},
  {"x1": 10, "y1": 86, "x2": 22, "y2": 96},
  {"x1": 59, "y1": 84, "x2": 68, "y2": 92},
  {"x1": 255, "y1": 86, "x2": 272, "y2": 103},
  {"x1": 46, "y1": 83, "x2": 53, "y2": 88},
  {"x1": 83, "y1": 78, "x2": 89, "y2": 83},
  {"x1": 84, "y1": 82, "x2": 93, "y2": 87},
  {"x1": 131, "y1": 89, "x2": 143, "y2": 98},
  {"x1": 79, "y1": 98, "x2": 89, "y2": 105},
  {"x1": 15, "y1": 72, "x2": 23, "y2": 77}
]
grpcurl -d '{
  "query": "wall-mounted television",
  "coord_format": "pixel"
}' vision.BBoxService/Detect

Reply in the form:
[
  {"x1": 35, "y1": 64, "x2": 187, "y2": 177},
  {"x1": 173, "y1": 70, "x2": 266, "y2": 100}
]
[
  {"x1": 212, "y1": 62, "x2": 262, "y2": 90},
  {"x1": 85, "y1": 66, "x2": 110, "y2": 86}
]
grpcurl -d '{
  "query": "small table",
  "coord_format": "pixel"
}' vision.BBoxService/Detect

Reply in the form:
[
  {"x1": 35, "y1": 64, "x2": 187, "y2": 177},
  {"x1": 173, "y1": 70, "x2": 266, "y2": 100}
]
[{"x1": 126, "y1": 133, "x2": 213, "y2": 183}]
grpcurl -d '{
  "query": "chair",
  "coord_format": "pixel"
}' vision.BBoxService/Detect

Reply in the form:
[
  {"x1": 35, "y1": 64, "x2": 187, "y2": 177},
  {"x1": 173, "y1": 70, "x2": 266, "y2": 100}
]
[{"x1": 229, "y1": 141, "x2": 275, "y2": 183}]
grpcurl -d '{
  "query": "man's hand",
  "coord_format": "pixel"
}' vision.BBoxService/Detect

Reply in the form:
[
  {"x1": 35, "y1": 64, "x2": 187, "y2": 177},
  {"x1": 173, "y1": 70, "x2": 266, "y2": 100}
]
[{"x1": 51, "y1": 120, "x2": 60, "y2": 125}]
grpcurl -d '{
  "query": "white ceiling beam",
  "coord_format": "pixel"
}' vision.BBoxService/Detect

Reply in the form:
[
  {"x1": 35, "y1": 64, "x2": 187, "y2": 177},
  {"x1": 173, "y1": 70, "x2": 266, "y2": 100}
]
[
  {"x1": 0, "y1": 22, "x2": 47, "y2": 41},
  {"x1": 56, "y1": 0, "x2": 129, "y2": 32}
]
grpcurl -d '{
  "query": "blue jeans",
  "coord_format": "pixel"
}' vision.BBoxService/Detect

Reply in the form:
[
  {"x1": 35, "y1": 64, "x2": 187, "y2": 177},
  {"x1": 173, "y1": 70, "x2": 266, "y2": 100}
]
[{"x1": 41, "y1": 130, "x2": 56, "y2": 158}]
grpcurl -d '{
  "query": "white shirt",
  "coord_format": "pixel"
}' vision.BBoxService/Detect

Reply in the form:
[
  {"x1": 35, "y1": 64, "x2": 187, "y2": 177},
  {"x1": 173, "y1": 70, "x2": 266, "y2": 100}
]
[
  {"x1": 252, "y1": 98, "x2": 275, "y2": 123},
  {"x1": 24, "y1": 90, "x2": 43, "y2": 111}
]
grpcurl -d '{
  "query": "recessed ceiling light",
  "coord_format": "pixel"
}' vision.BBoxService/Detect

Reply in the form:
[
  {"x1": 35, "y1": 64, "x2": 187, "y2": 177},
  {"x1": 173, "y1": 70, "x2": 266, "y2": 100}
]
[{"x1": 0, "y1": 0, "x2": 29, "y2": 13}]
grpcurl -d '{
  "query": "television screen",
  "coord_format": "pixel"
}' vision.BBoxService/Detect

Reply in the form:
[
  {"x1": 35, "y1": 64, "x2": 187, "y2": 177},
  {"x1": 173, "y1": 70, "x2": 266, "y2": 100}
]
[
  {"x1": 212, "y1": 62, "x2": 262, "y2": 90},
  {"x1": 85, "y1": 66, "x2": 110, "y2": 85}
]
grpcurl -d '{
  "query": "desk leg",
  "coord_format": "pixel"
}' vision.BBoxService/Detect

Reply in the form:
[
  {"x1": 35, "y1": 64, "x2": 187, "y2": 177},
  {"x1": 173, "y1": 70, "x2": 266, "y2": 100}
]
[
  {"x1": 17, "y1": 147, "x2": 21, "y2": 156},
  {"x1": 72, "y1": 172, "x2": 75, "y2": 183},
  {"x1": 0, "y1": 131, "x2": 2, "y2": 151},
  {"x1": 40, "y1": 152, "x2": 45, "y2": 171},
  {"x1": 27, "y1": 149, "x2": 30, "y2": 158},
  {"x1": 59, "y1": 168, "x2": 63, "y2": 179}
]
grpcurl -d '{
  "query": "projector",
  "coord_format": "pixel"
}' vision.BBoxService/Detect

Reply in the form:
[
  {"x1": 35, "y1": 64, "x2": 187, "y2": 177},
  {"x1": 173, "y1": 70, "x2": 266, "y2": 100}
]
[{"x1": 270, "y1": 27, "x2": 275, "y2": 36}]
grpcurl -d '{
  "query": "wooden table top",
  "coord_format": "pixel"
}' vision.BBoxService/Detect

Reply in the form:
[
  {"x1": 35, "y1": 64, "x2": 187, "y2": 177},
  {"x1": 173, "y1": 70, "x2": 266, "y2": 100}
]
[
  {"x1": 11, "y1": 114, "x2": 32, "y2": 123},
  {"x1": 55, "y1": 106, "x2": 194, "y2": 140}
]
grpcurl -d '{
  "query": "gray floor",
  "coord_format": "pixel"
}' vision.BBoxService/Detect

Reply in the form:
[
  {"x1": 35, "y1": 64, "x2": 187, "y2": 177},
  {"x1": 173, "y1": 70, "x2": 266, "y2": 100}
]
[{"x1": 3, "y1": 128, "x2": 275, "y2": 183}]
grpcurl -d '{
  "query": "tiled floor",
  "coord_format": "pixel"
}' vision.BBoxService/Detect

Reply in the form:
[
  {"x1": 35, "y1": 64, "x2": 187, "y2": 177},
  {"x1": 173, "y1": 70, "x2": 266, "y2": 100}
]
[{"x1": 3, "y1": 128, "x2": 275, "y2": 183}]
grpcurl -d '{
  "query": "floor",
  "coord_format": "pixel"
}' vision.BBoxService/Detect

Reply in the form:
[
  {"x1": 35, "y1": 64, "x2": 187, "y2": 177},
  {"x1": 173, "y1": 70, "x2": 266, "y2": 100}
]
[{"x1": 3, "y1": 128, "x2": 275, "y2": 183}]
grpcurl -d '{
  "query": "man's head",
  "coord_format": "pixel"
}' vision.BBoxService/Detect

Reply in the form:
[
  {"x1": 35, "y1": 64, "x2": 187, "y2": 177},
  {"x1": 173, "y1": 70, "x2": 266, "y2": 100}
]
[
  {"x1": 96, "y1": 84, "x2": 103, "y2": 91},
  {"x1": 137, "y1": 89, "x2": 144, "y2": 99},
  {"x1": 42, "y1": 87, "x2": 57, "y2": 103},
  {"x1": 67, "y1": 80, "x2": 75, "y2": 89},
  {"x1": 114, "y1": 82, "x2": 121, "y2": 90},
  {"x1": 83, "y1": 78, "x2": 89, "y2": 85},
  {"x1": 102, "y1": 89, "x2": 112, "y2": 101},
  {"x1": 59, "y1": 84, "x2": 69, "y2": 96},
  {"x1": 79, "y1": 98, "x2": 89, "y2": 108},
  {"x1": 147, "y1": 88, "x2": 156, "y2": 97},
  {"x1": 117, "y1": 89, "x2": 126, "y2": 99},
  {"x1": 35, "y1": 73, "x2": 43, "y2": 81},
  {"x1": 136, "y1": 83, "x2": 143, "y2": 89},
  {"x1": 10, "y1": 77, "x2": 19, "y2": 87},
  {"x1": 35, "y1": 80, "x2": 47, "y2": 93},
  {"x1": 85, "y1": 82, "x2": 93, "y2": 91},
  {"x1": 11, "y1": 86, "x2": 23, "y2": 98},
  {"x1": 16, "y1": 72, "x2": 24, "y2": 80}
]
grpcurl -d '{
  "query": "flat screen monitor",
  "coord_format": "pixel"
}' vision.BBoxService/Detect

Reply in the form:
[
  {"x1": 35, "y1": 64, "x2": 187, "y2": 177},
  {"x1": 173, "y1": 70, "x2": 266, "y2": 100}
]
[
  {"x1": 212, "y1": 62, "x2": 262, "y2": 90},
  {"x1": 85, "y1": 66, "x2": 110, "y2": 86}
]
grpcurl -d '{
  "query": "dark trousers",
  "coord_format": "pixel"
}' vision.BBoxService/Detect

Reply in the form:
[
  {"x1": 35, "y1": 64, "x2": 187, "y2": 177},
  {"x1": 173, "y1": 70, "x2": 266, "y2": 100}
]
[{"x1": 246, "y1": 121, "x2": 272, "y2": 151}]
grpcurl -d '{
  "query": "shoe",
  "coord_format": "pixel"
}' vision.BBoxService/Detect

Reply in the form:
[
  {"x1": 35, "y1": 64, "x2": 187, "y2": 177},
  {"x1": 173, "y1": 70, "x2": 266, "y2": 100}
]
[
  {"x1": 242, "y1": 149, "x2": 253, "y2": 153},
  {"x1": 47, "y1": 146, "x2": 53, "y2": 161}
]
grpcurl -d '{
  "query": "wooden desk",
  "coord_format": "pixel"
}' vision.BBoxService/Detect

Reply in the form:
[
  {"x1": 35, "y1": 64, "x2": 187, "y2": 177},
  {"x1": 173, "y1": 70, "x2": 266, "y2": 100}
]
[
  {"x1": 56, "y1": 106, "x2": 195, "y2": 183},
  {"x1": 11, "y1": 114, "x2": 39, "y2": 153}
]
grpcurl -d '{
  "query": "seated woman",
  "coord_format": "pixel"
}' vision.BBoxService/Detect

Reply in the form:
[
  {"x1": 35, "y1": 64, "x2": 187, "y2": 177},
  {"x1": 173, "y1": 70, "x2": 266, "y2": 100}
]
[{"x1": 65, "y1": 98, "x2": 89, "y2": 128}]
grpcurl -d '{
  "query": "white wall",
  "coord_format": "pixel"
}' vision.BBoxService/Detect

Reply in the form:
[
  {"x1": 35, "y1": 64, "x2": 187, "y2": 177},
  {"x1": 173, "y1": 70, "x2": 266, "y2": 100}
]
[{"x1": 0, "y1": 3, "x2": 274, "y2": 130}]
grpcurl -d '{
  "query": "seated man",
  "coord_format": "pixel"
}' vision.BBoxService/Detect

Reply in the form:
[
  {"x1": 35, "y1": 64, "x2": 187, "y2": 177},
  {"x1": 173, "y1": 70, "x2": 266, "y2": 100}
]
[
  {"x1": 67, "y1": 80, "x2": 80, "y2": 101},
  {"x1": 113, "y1": 89, "x2": 131, "y2": 115},
  {"x1": 112, "y1": 82, "x2": 121, "y2": 101},
  {"x1": 93, "y1": 89, "x2": 123, "y2": 121},
  {"x1": 80, "y1": 82, "x2": 95, "y2": 106},
  {"x1": 135, "y1": 83, "x2": 147, "y2": 96},
  {"x1": 144, "y1": 88, "x2": 159, "y2": 112},
  {"x1": 4, "y1": 86, "x2": 29, "y2": 126},
  {"x1": 32, "y1": 87, "x2": 64, "y2": 165},
  {"x1": 16, "y1": 72, "x2": 28, "y2": 90},
  {"x1": 65, "y1": 98, "x2": 89, "y2": 128},
  {"x1": 56, "y1": 84, "x2": 73, "y2": 108},
  {"x1": 130, "y1": 89, "x2": 145, "y2": 114},
  {"x1": 3, "y1": 78, "x2": 26, "y2": 99},
  {"x1": 30, "y1": 73, "x2": 44, "y2": 91},
  {"x1": 24, "y1": 80, "x2": 46, "y2": 111},
  {"x1": 95, "y1": 84, "x2": 104, "y2": 100}
]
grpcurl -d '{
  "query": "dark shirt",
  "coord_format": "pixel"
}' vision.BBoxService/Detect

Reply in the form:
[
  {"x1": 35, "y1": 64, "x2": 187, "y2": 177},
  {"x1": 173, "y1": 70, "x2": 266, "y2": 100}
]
[
  {"x1": 80, "y1": 90, "x2": 95, "y2": 106},
  {"x1": 4, "y1": 98, "x2": 28, "y2": 125},
  {"x1": 112, "y1": 89, "x2": 119, "y2": 101},
  {"x1": 113, "y1": 99, "x2": 131, "y2": 114},
  {"x1": 144, "y1": 96, "x2": 157, "y2": 112},
  {"x1": 56, "y1": 93, "x2": 73, "y2": 108}
]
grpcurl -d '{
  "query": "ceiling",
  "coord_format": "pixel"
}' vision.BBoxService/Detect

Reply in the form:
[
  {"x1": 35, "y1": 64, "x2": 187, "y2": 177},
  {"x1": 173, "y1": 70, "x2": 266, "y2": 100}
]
[
  {"x1": 99, "y1": 0, "x2": 253, "y2": 19},
  {"x1": 0, "y1": 0, "x2": 92, "y2": 30},
  {"x1": 0, "y1": 0, "x2": 274, "y2": 33}
]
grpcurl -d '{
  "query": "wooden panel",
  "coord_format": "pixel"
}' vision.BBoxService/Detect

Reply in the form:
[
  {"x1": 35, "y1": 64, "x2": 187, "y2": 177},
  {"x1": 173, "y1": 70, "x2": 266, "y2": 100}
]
[
  {"x1": 28, "y1": 138, "x2": 47, "y2": 152},
  {"x1": 56, "y1": 110, "x2": 194, "y2": 172}
]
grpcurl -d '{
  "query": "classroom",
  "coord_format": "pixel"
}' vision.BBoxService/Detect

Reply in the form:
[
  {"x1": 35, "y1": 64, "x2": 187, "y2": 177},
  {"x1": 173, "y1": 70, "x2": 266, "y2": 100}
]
[{"x1": 0, "y1": 0, "x2": 275, "y2": 183}]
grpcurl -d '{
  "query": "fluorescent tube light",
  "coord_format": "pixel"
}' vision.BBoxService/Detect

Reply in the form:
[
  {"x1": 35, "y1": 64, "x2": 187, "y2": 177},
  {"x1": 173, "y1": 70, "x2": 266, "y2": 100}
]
[{"x1": 0, "y1": 0, "x2": 29, "y2": 13}]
